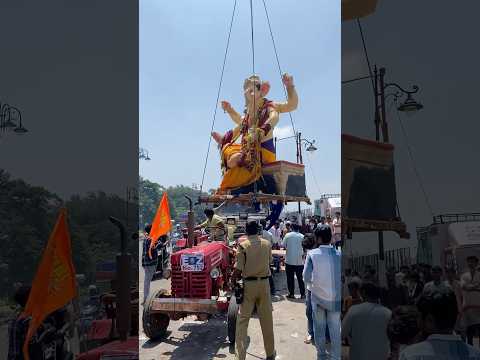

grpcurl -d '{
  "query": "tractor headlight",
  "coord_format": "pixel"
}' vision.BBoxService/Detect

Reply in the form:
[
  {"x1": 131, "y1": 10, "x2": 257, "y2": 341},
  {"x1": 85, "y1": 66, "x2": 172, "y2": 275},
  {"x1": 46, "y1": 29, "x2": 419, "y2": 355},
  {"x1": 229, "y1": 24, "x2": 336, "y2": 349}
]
[{"x1": 210, "y1": 268, "x2": 220, "y2": 279}]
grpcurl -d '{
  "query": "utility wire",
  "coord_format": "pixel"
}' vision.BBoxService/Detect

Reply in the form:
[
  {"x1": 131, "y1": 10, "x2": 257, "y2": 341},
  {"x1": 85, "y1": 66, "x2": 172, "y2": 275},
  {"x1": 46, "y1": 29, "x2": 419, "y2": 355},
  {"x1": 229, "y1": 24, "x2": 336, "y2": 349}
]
[
  {"x1": 305, "y1": 151, "x2": 323, "y2": 197},
  {"x1": 392, "y1": 101, "x2": 435, "y2": 217},
  {"x1": 356, "y1": 19, "x2": 376, "y2": 98},
  {"x1": 199, "y1": 0, "x2": 237, "y2": 194},
  {"x1": 262, "y1": 0, "x2": 296, "y2": 133}
]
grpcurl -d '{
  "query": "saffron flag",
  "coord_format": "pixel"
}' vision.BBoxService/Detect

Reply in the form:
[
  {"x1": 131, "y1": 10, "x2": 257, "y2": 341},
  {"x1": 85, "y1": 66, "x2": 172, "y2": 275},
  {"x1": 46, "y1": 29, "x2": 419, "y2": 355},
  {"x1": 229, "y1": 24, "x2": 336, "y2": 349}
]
[
  {"x1": 342, "y1": 0, "x2": 378, "y2": 21},
  {"x1": 21, "y1": 208, "x2": 77, "y2": 360},
  {"x1": 149, "y1": 192, "x2": 172, "y2": 257}
]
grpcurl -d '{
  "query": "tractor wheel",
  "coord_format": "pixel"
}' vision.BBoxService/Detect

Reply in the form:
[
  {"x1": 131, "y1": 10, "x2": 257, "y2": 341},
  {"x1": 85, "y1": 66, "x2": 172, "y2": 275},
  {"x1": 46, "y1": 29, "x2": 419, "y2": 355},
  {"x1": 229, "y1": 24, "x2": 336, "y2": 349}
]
[
  {"x1": 227, "y1": 296, "x2": 239, "y2": 346},
  {"x1": 142, "y1": 289, "x2": 170, "y2": 340}
]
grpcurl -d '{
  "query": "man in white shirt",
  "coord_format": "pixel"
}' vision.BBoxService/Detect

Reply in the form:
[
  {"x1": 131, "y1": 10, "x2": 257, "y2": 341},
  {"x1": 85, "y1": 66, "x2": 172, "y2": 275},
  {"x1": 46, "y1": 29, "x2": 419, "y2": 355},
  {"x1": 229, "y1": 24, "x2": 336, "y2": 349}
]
[
  {"x1": 303, "y1": 226, "x2": 342, "y2": 360},
  {"x1": 342, "y1": 282, "x2": 392, "y2": 360},
  {"x1": 332, "y1": 212, "x2": 341, "y2": 245},
  {"x1": 283, "y1": 223, "x2": 305, "y2": 299},
  {"x1": 400, "y1": 287, "x2": 480, "y2": 360},
  {"x1": 422, "y1": 265, "x2": 451, "y2": 294},
  {"x1": 270, "y1": 221, "x2": 282, "y2": 249}
]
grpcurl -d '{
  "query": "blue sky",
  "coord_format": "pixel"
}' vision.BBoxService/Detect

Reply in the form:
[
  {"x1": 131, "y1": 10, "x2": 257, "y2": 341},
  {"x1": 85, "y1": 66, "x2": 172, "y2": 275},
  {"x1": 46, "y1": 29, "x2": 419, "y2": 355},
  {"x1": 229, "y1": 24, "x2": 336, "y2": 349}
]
[{"x1": 140, "y1": 0, "x2": 340, "y2": 206}]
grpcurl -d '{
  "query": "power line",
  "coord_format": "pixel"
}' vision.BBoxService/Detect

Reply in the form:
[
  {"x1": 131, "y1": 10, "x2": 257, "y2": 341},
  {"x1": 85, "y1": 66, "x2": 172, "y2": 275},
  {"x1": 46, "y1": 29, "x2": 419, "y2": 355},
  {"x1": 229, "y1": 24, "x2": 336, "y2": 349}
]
[
  {"x1": 356, "y1": 19, "x2": 376, "y2": 98},
  {"x1": 392, "y1": 102, "x2": 435, "y2": 217},
  {"x1": 305, "y1": 151, "x2": 322, "y2": 197},
  {"x1": 262, "y1": 0, "x2": 296, "y2": 133},
  {"x1": 199, "y1": 0, "x2": 237, "y2": 194}
]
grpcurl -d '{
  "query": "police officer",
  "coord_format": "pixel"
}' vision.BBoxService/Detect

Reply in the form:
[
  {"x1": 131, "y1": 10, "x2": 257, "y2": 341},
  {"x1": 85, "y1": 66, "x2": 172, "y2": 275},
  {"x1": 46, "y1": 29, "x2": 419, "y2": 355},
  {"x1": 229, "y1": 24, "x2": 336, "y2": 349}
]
[{"x1": 233, "y1": 220, "x2": 276, "y2": 360}]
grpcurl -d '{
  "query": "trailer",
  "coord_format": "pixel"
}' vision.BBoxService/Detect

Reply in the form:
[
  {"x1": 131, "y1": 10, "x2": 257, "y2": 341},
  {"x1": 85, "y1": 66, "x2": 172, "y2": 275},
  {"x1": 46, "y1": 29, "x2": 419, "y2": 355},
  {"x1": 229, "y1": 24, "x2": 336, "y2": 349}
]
[{"x1": 416, "y1": 213, "x2": 480, "y2": 273}]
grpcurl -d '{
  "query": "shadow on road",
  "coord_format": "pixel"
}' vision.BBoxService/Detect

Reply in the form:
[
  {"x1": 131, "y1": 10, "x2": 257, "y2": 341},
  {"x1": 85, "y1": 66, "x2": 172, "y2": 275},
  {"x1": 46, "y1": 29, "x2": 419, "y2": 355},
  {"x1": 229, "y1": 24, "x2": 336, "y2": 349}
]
[
  {"x1": 142, "y1": 315, "x2": 232, "y2": 360},
  {"x1": 271, "y1": 269, "x2": 306, "y2": 304}
]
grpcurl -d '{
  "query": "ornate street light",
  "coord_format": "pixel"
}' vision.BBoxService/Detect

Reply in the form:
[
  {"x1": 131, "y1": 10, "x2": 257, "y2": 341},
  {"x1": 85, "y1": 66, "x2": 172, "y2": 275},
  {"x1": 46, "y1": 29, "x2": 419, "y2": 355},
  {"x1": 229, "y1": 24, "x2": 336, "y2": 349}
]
[
  {"x1": 304, "y1": 139, "x2": 318, "y2": 153},
  {"x1": 274, "y1": 132, "x2": 317, "y2": 164},
  {"x1": 139, "y1": 147, "x2": 151, "y2": 160},
  {"x1": 0, "y1": 103, "x2": 28, "y2": 136}
]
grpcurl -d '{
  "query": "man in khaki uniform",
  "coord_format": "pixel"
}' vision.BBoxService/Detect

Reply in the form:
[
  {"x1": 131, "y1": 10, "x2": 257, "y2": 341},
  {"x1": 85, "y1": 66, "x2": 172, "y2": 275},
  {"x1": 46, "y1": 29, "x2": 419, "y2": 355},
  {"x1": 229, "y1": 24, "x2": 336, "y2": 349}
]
[
  {"x1": 233, "y1": 221, "x2": 276, "y2": 360},
  {"x1": 196, "y1": 208, "x2": 226, "y2": 242}
]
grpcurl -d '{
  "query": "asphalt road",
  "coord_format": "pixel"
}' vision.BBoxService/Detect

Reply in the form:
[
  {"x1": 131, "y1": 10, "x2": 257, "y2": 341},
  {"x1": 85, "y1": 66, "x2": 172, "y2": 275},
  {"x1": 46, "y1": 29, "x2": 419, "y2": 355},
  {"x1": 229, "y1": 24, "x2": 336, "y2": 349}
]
[{"x1": 139, "y1": 242, "x2": 319, "y2": 360}]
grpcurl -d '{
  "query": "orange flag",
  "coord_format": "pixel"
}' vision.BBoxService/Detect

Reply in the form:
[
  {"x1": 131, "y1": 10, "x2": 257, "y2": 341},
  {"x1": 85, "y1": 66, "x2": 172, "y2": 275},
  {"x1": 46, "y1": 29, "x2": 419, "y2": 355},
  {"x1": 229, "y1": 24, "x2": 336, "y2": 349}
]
[
  {"x1": 149, "y1": 192, "x2": 172, "y2": 257},
  {"x1": 21, "y1": 208, "x2": 77, "y2": 360}
]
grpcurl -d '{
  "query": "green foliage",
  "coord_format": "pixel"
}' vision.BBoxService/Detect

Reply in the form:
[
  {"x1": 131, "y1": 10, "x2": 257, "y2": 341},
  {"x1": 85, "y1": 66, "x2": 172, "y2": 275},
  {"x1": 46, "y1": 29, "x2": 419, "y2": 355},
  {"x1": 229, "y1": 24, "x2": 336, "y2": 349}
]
[
  {"x1": 0, "y1": 170, "x2": 138, "y2": 300},
  {"x1": 139, "y1": 177, "x2": 209, "y2": 227}
]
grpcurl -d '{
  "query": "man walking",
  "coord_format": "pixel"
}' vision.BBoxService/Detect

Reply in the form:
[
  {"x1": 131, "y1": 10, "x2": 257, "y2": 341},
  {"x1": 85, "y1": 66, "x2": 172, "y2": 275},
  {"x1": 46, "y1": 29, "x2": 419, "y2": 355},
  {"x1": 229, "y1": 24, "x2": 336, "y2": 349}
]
[
  {"x1": 234, "y1": 221, "x2": 276, "y2": 360},
  {"x1": 461, "y1": 255, "x2": 480, "y2": 346},
  {"x1": 142, "y1": 224, "x2": 158, "y2": 304},
  {"x1": 303, "y1": 225, "x2": 341, "y2": 360},
  {"x1": 283, "y1": 223, "x2": 305, "y2": 299}
]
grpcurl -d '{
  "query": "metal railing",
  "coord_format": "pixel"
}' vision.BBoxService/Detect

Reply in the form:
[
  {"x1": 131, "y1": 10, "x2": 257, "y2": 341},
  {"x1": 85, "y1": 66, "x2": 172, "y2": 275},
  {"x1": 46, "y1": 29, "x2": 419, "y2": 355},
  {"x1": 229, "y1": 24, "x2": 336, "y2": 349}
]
[
  {"x1": 344, "y1": 247, "x2": 415, "y2": 274},
  {"x1": 433, "y1": 213, "x2": 480, "y2": 225}
]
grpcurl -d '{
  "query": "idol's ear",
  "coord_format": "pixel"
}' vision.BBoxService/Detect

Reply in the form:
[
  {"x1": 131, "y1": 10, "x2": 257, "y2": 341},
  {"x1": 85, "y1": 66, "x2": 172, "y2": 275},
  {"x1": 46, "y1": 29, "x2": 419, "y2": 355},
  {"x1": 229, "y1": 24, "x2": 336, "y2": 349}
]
[{"x1": 260, "y1": 81, "x2": 270, "y2": 96}]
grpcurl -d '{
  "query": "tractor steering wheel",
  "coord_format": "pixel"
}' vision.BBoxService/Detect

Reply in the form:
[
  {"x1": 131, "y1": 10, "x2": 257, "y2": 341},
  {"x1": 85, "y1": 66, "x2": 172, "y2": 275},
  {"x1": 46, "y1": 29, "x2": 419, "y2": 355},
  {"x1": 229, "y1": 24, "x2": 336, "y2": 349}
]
[{"x1": 205, "y1": 225, "x2": 227, "y2": 241}]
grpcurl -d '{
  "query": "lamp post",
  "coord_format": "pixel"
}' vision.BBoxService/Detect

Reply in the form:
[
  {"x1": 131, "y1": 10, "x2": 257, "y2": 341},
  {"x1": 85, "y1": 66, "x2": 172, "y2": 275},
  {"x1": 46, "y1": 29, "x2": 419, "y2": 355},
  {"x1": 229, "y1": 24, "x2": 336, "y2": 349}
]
[
  {"x1": 125, "y1": 186, "x2": 138, "y2": 229},
  {"x1": 274, "y1": 132, "x2": 317, "y2": 214},
  {"x1": 0, "y1": 103, "x2": 28, "y2": 136},
  {"x1": 274, "y1": 132, "x2": 317, "y2": 165},
  {"x1": 343, "y1": 65, "x2": 423, "y2": 264}
]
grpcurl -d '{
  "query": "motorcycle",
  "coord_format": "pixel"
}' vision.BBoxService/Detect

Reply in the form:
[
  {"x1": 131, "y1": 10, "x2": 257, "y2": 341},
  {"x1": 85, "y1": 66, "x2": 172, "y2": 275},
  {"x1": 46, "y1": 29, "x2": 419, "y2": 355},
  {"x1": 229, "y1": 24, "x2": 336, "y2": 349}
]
[{"x1": 36, "y1": 322, "x2": 73, "y2": 360}]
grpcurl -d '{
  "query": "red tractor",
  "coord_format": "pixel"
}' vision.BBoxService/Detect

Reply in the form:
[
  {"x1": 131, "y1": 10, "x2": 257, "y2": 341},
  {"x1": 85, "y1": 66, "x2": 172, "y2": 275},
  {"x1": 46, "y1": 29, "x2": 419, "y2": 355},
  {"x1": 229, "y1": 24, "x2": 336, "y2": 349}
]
[{"x1": 142, "y1": 196, "x2": 240, "y2": 345}]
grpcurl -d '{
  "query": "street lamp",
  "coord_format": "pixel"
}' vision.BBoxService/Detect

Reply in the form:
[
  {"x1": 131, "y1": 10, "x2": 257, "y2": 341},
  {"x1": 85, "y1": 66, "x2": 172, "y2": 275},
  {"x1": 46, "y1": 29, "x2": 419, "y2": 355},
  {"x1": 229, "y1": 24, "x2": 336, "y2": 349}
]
[
  {"x1": 342, "y1": 65, "x2": 423, "y2": 268},
  {"x1": 274, "y1": 132, "x2": 317, "y2": 165},
  {"x1": 274, "y1": 132, "x2": 317, "y2": 215},
  {"x1": 0, "y1": 103, "x2": 28, "y2": 136},
  {"x1": 343, "y1": 66, "x2": 423, "y2": 142},
  {"x1": 139, "y1": 147, "x2": 151, "y2": 160}
]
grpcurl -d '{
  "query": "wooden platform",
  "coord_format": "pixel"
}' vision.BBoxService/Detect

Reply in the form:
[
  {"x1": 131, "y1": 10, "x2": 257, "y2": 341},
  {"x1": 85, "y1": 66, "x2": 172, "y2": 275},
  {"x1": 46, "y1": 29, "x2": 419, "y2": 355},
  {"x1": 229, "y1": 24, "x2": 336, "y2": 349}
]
[
  {"x1": 198, "y1": 193, "x2": 311, "y2": 205},
  {"x1": 344, "y1": 217, "x2": 410, "y2": 239}
]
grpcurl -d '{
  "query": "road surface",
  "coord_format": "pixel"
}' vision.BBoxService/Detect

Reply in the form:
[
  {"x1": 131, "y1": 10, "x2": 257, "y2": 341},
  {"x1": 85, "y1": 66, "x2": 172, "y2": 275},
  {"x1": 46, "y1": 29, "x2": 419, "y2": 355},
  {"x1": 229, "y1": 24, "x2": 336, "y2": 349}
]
[{"x1": 139, "y1": 242, "x2": 319, "y2": 359}]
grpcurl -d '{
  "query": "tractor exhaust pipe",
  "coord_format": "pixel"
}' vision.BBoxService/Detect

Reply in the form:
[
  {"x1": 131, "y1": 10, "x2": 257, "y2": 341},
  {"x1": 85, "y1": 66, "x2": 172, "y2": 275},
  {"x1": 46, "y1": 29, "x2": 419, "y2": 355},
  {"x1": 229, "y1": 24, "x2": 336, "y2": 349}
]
[
  {"x1": 109, "y1": 216, "x2": 131, "y2": 342},
  {"x1": 184, "y1": 195, "x2": 195, "y2": 248}
]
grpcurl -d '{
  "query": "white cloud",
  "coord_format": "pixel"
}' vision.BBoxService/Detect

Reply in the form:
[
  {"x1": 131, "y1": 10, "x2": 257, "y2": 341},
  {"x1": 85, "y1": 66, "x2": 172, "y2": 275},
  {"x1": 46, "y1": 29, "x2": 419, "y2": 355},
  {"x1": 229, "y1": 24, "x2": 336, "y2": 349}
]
[{"x1": 273, "y1": 125, "x2": 294, "y2": 139}]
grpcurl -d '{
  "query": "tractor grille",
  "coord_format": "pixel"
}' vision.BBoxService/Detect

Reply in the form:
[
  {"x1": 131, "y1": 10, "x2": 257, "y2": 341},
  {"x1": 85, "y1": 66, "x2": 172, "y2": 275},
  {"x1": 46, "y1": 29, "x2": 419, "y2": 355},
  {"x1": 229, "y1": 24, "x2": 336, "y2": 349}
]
[{"x1": 171, "y1": 265, "x2": 211, "y2": 298}]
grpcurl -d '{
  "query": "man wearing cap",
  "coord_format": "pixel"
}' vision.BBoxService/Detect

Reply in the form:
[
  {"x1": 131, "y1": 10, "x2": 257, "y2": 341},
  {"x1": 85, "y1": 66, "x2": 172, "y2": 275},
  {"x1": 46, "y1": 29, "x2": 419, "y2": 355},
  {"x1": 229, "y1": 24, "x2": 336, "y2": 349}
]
[{"x1": 233, "y1": 221, "x2": 276, "y2": 360}]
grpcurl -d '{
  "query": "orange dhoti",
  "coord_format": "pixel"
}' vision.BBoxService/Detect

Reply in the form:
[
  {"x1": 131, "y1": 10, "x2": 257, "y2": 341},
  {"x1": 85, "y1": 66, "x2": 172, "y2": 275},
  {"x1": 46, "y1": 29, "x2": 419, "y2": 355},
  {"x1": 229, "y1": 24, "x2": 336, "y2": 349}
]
[{"x1": 219, "y1": 140, "x2": 276, "y2": 191}]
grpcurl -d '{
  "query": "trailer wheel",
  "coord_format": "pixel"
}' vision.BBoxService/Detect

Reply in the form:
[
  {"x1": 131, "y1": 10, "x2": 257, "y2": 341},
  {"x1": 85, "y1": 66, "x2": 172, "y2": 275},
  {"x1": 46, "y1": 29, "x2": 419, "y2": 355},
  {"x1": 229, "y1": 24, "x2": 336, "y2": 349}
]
[
  {"x1": 227, "y1": 296, "x2": 239, "y2": 346},
  {"x1": 142, "y1": 289, "x2": 170, "y2": 340}
]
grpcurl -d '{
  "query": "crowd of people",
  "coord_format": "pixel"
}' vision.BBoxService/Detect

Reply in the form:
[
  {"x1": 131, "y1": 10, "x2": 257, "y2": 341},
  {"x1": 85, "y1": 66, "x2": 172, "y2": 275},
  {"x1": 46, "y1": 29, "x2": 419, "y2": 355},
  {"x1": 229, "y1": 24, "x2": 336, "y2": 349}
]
[
  {"x1": 141, "y1": 208, "x2": 480, "y2": 359},
  {"x1": 341, "y1": 257, "x2": 480, "y2": 359},
  {"x1": 256, "y1": 214, "x2": 342, "y2": 360}
]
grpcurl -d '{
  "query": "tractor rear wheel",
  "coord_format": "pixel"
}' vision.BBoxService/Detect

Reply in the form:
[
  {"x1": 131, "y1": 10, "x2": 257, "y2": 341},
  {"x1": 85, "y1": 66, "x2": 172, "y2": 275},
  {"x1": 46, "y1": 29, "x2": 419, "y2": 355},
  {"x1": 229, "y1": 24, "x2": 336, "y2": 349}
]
[
  {"x1": 142, "y1": 289, "x2": 170, "y2": 340},
  {"x1": 227, "y1": 296, "x2": 239, "y2": 346}
]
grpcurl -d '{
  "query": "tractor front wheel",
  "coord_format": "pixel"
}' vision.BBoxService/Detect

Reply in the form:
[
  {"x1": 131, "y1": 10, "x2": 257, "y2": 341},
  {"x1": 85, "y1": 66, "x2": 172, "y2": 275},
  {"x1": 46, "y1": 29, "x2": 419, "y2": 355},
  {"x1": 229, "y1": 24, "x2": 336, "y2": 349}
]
[
  {"x1": 142, "y1": 289, "x2": 170, "y2": 340},
  {"x1": 227, "y1": 296, "x2": 239, "y2": 346}
]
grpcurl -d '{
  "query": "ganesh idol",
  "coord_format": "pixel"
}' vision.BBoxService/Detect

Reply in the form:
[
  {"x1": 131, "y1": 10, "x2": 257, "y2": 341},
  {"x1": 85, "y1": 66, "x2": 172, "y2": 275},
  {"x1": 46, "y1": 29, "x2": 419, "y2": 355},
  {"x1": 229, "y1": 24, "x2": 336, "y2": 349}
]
[{"x1": 212, "y1": 73, "x2": 298, "y2": 192}]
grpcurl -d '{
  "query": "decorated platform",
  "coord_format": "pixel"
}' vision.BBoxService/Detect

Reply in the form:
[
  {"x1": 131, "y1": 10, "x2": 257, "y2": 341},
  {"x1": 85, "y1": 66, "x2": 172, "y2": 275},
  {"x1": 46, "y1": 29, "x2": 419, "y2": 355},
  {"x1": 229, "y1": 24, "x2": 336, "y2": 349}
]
[
  {"x1": 212, "y1": 160, "x2": 309, "y2": 204},
  {"x1": 342, "y1": 134, "x2": 408, "y2": 238},
  {"x1": 199, "y1": 192, "x2": 310, "y2": 205}
]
